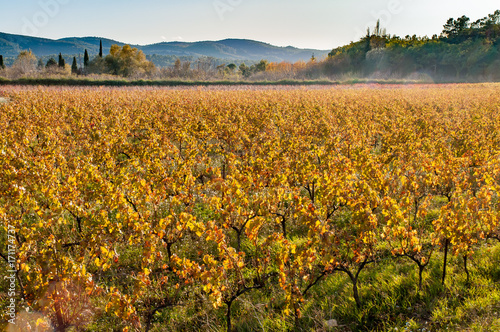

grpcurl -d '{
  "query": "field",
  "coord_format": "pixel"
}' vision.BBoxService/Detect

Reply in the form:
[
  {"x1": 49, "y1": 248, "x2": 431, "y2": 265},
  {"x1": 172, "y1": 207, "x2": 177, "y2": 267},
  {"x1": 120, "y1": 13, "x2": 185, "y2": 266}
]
[{"x1": 1, "y1": 84, "x2": 500, "y2": 332}]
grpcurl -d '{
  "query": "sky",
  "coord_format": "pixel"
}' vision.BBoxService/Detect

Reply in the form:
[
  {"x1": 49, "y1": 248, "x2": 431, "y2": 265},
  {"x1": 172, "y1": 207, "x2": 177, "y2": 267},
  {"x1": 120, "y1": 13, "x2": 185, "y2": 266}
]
[{"x1": 0, "y1": 0, "x2": 499, "y2": 51}]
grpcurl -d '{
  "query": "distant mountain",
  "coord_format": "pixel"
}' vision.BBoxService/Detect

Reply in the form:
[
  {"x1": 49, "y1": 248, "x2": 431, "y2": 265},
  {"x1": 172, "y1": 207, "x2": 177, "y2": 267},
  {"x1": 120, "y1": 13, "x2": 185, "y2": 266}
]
[
  {"x1": 0, "y1": 33, "x2": 126, "y2": 58},
  {"x1": 140, "y1": 39, "x2": 329, "y2": 62},
  {"x1": 0, "y1": 32, "x2": 329, "y2": 64}
]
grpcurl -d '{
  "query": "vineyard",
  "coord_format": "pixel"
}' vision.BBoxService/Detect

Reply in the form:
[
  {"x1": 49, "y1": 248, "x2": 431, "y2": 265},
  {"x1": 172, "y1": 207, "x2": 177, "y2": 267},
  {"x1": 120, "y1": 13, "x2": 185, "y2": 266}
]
[{"x1": 1, "y1": 84, "x2": 500, "y2": 331}]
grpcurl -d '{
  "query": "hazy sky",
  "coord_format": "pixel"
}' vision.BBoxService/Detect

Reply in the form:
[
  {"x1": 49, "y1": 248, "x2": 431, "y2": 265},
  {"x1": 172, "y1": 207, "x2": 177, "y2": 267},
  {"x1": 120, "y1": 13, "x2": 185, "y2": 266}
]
[{"x1": 0, "y1": 0, "x2": 498, "y2": 50}]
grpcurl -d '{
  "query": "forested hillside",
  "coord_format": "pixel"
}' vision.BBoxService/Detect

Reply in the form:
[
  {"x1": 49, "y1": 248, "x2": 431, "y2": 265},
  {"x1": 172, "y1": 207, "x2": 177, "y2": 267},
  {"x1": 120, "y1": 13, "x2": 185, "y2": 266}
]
[{"x1": 323, "y1": 10, "x2": 500, "y2": 81}]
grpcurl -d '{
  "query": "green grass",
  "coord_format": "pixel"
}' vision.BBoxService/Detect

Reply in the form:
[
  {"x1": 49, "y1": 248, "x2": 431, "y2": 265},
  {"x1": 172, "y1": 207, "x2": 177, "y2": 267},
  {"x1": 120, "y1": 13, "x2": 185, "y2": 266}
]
[
  {"x1": 141, "y1": 241, "x2": 500, "y2": 331},
  {"x1": 297, "y1": 241, "x2": 500, "y2": 332}
]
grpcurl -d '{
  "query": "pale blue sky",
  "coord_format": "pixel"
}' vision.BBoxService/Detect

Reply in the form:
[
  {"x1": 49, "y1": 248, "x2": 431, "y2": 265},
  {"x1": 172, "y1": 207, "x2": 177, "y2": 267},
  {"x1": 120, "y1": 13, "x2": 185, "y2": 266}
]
[{"x1": 0, "y1": 0, "x2": 498, "y2": 50}]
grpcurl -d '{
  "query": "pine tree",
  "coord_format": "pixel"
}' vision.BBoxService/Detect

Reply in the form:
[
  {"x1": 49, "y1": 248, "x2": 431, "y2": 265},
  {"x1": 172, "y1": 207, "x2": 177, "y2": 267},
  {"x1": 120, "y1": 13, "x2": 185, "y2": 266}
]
[
  {"x1": 0, "y1": 55, "x2": 4, "y2": 69},
  {"x1": 84, "y1": 49, "x2": 90, "y2": 67},
  {"x1": 72, "y1": 57, "x2": 78, "y2": 74},
  {"x1": 99, "y1": 40, "x2": 103, "y2": 58},
  {"x1": 46, "y1": 58, "x2": 57, "y2": 68},
  {"x1": 58, "y1": 53, "x2": 65, "y2": 68}
]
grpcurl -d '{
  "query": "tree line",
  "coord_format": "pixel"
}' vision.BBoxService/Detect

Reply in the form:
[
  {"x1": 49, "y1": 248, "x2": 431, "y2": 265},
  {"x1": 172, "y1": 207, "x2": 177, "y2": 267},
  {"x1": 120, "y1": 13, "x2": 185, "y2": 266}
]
[
  {"x1": 1, "y1": 10, "x2": 499, "y2": 82},
  {"x1": 0, "y1": 40, "x2": 156, "y2": 79},
  {"x1": 321, "y1": 10, "x2": 500, "y2": 81}
]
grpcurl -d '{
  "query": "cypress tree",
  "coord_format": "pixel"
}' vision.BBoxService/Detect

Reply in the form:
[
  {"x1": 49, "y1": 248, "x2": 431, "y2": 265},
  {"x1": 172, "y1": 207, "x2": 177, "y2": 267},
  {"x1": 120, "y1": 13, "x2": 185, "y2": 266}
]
[
  {"x1": 99, "y1": 40, "x2": 103, "y2": 57},
  {"x1": 84, "y1": 49, "x2": 89, "y2": 67},
  {"x1": 0, "y1": 55, "x2": 4, "y2": 69},
  {"x1": 58, "y1": 53, "x2": 65, "y2": 67},
  {"x1": 71, "y1": 57, "x2": 78, "y2": 74}
]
